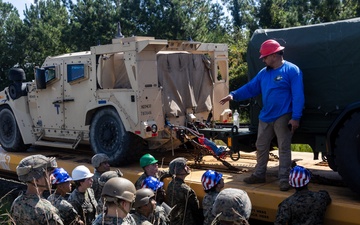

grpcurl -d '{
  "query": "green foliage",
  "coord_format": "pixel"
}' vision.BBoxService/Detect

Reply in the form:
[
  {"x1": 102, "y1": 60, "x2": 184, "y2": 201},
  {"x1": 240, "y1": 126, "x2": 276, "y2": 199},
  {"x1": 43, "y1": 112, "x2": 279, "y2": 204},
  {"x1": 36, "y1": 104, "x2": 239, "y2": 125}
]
[
  {"x1": 0, "y1": 190, "x2": 13, "y2": 224},
  {"x1": 291, "y1": 144, "x2": 313, "y2": 152},
  {"x1": 257, "y1": 0, "x2": 360, "y2": 29},
  {"x1": 65, "y1": 0, "x2": 117, "y2": 51},
  {"x1": 0, "y1": 1, "x2": 26, "y2": 90}
]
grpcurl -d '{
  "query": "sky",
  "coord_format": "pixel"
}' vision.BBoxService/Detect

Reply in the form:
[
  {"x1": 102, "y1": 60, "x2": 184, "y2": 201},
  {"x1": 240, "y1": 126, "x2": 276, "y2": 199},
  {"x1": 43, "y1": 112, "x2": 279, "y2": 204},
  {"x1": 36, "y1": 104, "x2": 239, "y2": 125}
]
[{"x1": 4, "y1": 0, "x2": 33, "y2": 19}]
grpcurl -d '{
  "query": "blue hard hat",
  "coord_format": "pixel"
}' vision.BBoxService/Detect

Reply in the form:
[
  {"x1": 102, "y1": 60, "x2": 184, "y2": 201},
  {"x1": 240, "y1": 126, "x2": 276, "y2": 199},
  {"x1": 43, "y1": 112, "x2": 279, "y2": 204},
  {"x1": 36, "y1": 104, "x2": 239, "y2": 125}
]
[
  {"x1": 142, "y1": 176, "x2": 164, "y2": 191},
  {"x1": 201, "y1": 170, "x2": 223, "y2": 191},
  {"x1": 52, "y1": 167, "x2": 73, "y2": 184}
]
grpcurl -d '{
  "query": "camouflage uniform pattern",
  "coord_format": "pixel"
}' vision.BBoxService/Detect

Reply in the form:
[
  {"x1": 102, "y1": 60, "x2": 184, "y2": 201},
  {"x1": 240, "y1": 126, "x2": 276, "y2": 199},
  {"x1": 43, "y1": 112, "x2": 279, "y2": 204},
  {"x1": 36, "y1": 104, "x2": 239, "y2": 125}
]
[
  {"x1": 131, "y1": 211, "x2": 153, "y2": 225},
  {"x1": 48, "y1": 193, "x2": 81, "y2": 225},
  {"x1": 165, "y1": 177, "x2": 203, "y2": 225},
  {"x1": 68, "y1": 188, "x2": 98, "y2": 225},
  {"x1": 274, "y1": 189, "x2": 331, "y2": 225},
  {"x1": 92, "y1": 213, "x2": 136, "y2": 225},
  {"x1": 10, "y1": 193, "x2": 63, "y2": 225},
  {"x1": 152, "y1": 205, "x2": 170, "y2": 225},
  {"x1": 92, "y1": 170, "x2": 102, "y2": 201},
  {"x1": 202, "y1": 191, "x2": 219, "y2": 225},
  {"x1": 211, "y1": 188, "x2": 251, "y2": 222},
  {"x1": 97, "y1": 197, "x2": 105, "y2": 214}
]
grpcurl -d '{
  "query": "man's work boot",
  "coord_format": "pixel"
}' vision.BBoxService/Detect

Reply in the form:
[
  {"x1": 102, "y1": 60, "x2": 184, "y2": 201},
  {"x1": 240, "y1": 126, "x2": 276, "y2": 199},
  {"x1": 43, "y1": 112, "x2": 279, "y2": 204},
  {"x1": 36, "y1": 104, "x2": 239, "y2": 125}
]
[
  {"x1": 279, "y1": 180, "x2": 290, "y2": 191},
  {"x1": 243, "y1": 174, "x2": 266, "y2": 184}
]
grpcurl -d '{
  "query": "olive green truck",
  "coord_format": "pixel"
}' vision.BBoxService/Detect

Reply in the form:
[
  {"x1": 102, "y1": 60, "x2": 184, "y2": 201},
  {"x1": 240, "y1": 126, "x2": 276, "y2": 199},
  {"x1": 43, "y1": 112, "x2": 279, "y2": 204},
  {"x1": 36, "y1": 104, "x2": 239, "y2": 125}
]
[{"x1": 233, "y1": 17, "x2": 360, "y2": 195}]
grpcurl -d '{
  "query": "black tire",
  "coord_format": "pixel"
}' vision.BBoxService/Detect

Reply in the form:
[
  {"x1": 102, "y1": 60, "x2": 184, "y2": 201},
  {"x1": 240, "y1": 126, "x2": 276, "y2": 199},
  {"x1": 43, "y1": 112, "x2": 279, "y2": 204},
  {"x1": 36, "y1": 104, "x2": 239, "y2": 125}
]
[
  {"x1": 0, "y1": 107, "x2": 29, "y2": 152},
  {"x1": 334, "y1": 111, "x2": 360, "y2": 194},
  {"x1": 8, "y1": 68, "x2": 26, "y2": 81},
  {"x1": 89, "y1": 107, "x2": 144, "y2": 166},
  {"x1": 8, "y1": 83, "x2": 21, "y2": 100}
]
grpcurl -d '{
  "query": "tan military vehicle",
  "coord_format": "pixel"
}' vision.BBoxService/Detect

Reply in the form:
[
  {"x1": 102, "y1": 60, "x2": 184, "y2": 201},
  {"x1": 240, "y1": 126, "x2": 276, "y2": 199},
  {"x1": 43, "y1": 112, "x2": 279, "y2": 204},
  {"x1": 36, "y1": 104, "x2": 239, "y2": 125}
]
[{"x1": 0, "y1": 35, "x2": 229, "y2": 165}]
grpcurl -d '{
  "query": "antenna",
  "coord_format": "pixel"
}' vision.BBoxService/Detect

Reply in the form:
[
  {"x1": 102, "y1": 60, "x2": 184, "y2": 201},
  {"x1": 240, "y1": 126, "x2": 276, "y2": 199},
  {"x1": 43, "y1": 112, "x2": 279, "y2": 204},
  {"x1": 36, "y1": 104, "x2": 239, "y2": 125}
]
[{"x1": 115, "y1": 22, "x2": 124, "y2": 39}]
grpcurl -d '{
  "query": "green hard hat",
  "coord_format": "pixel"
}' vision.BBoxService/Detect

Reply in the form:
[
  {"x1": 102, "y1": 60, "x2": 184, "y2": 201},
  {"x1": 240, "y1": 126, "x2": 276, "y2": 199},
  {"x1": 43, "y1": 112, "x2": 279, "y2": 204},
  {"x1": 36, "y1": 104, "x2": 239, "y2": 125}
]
[{"x1": 140, "y1": 154, "x2": 158, "y2": 168}]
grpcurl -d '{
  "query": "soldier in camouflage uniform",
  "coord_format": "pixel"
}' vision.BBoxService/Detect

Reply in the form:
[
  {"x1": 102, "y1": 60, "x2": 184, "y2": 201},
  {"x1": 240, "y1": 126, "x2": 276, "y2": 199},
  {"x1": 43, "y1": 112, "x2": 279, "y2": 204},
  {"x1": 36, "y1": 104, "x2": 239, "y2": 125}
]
[
  {"x1": 68, "y1": 165, "x2": 98, "y2": 225},
  {"x1": 274, "y1": 165, "x2": 331, "y2": 225},
  {"x1": 48, "y1": 168, "x2": 84, "y2": 225},
  {"x1": 135, "y1": 154, "x2": 169, "y2": 192},
  {"x1": 131, "y1": 188, "x2": 156, "y2": 225},
  {"x1": 211, "y1": 188, "x2": 252, "y2": 225},
  {"x1": 91, "y1": 153, "x2": 111, "y2": 201},
  {"x1": 201, "y1": 170, "x2": 225, "y2": 225},
  {"x1": 165, "y1": 157, "x2": 203, "y2": 225},
  {"x1": 96, "y1": 169, "x2": 123, "y2": 213},
  {"x1": 10, "y1": 154, "x2": 64, "y2": 225},
  {"x1": 93, "y1": 177, "x2": 136, "y2": 225},
  {"x1": 142, "y1": 176, "x2": 170, "y2": 225}
]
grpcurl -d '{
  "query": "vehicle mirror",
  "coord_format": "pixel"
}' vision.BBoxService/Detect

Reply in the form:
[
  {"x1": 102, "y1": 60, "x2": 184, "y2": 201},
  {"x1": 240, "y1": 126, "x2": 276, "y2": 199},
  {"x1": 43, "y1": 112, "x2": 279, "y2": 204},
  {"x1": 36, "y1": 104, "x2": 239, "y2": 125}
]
[{"x1": 36, "y1": 68, "x2": 46, "y2": 89}]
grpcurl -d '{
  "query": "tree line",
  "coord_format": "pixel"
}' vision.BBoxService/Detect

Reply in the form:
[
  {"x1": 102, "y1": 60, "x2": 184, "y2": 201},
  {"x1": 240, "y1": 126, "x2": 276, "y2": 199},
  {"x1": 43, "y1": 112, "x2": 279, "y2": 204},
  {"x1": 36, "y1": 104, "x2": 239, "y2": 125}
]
[{"x1": 0, "y1": 0, "x2": 359, "y2": 92}]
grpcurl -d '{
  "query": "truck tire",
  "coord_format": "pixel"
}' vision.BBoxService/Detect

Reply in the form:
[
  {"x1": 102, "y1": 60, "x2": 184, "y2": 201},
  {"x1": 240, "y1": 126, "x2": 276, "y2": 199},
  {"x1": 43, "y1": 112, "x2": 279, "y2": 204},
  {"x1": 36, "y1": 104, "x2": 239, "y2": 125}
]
[
  {"x1": 0, "y1": 107, "x2": 28, "y2": 152},
  {"x1": 89, "y1": 107, "x2": 142, "y2": 166},
  {"x1": 334, "y1": 111, "x2": 360, "y2": 194},
  {"x1": 8, "y1": 68, "x2": 26, "y2": 81}
]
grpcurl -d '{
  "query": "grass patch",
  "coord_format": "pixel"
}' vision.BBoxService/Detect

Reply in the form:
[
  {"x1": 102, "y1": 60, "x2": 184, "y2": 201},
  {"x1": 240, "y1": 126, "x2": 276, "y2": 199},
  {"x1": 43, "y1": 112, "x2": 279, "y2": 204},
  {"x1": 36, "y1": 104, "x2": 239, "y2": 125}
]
[
  {"x1": 291, "y1": 144, "x2": 312, "y2": 152},
  {"x1": 0, "y1": 190, "x2": 15, "y2": 224}
]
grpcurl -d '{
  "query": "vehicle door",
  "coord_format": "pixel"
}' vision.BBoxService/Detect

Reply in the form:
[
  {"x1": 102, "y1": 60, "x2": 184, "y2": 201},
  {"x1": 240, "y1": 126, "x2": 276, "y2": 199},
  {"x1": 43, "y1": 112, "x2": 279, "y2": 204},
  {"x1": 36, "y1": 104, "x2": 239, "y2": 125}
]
[{"x1": 28, "y1": 63, "x2": 66, "y2": 134}]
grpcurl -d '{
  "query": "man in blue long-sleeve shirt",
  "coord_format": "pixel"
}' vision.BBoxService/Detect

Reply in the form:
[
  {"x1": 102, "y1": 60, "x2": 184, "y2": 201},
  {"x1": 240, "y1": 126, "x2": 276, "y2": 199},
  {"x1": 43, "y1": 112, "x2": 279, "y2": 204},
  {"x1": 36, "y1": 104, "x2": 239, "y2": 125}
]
[{"x1": 220, "y1": 39, "x2": 305, "y2": 191}]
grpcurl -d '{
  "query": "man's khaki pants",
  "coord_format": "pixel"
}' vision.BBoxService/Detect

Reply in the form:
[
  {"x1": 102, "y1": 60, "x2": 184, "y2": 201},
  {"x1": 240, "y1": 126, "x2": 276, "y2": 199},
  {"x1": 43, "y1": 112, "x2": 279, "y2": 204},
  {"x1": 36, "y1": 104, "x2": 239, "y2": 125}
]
[{"x1": 253, "y1": 113, "x2": 293, "y2": 182}]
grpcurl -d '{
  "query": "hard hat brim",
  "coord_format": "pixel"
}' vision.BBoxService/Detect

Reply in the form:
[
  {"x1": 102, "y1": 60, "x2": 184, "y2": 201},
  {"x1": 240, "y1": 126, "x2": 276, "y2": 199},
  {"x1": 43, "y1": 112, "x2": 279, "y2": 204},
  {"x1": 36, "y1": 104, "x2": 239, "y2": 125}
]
[
  {"x1": 72, "y1": 172, "x2": 94, "y2": 181},
  {"x1": 259, "y1": 46, "x2": 285, "y2": 59}
]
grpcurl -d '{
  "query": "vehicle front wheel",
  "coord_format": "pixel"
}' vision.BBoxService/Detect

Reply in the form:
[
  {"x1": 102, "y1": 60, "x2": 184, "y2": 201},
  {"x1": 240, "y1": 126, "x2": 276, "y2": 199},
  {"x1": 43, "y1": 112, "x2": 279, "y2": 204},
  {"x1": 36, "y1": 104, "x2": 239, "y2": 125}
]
[
  {"x1": 89, "y1": 107, "x2": 143, "y2": 166},
  {"x1": 0, "y1": 107, "x2": 28, "y2": 152},
  {"x1": 334, "y1": 111, "x2": 360, "y2": 194}
]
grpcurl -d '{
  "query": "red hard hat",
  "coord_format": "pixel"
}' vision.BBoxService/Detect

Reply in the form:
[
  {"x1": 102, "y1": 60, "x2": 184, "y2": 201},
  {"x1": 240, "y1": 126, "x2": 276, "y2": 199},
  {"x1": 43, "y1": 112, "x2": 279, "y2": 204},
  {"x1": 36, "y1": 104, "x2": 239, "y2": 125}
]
[{"x1": 259, "y1": 39, "x2": 285, "y2": 59}]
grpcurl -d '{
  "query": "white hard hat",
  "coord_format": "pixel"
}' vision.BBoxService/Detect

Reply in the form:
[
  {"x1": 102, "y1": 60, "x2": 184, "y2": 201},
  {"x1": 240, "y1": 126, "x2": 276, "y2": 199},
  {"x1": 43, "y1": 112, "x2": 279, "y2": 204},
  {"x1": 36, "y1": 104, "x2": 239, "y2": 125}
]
[{"x1": 72, "y1": 165, "x2": 94, "y2": 181}]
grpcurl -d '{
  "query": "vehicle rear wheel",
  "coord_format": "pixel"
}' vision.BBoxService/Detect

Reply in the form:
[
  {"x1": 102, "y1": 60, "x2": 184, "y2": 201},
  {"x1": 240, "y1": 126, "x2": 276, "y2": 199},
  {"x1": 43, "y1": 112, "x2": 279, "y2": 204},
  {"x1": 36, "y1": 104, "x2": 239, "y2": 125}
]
[
  {"x1": 89, "y1": 107, "x2": 143, "y2": 166},
  {"x1": 0, "y1": 107, "x2": 28, "y2": 152},
  {"x1": 334, "y1": 111, "x2": 360, "y2": 194}
]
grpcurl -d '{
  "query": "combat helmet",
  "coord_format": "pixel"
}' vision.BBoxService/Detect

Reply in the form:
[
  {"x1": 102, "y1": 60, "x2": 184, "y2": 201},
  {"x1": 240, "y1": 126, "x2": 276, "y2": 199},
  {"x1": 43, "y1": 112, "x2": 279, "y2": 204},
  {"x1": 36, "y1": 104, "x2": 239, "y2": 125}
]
[
  {"x1": 98, "y1": 169, "x2": 123, "y2": 187},
  {"x1": 212, "y1": 188, "x2": 252, "y2": 221},
  {"x1": 140, "y1": 153, "x2": 158, "y2": 168},
  {"x1": 16, "y1": 154, "x2": 57, "y2": 182},
  {"x1": 101, "y1": 177, "x2": 136, "y2": 203},
  {"x1": 91, "y1": 153, "x2": 110, "y2": 168},
  {"x1": 133, "y1": 188, "x2": 155, "y2": 208},
  {"x1": 169, "y1": 157, "x2": 187, "y2": 175},
  {"x1": 52, "y1": 167, "x2": 72, "y2": 184}
]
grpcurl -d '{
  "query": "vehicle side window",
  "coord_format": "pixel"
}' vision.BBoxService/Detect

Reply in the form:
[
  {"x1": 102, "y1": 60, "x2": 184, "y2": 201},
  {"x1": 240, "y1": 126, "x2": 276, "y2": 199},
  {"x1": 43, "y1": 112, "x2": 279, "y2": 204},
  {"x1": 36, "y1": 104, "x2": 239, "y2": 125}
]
[
  {"x1": 67, "y1": 64, "x2": 85, "y2": 82},
  {"x1": 45, "y1": 67, "x2": 56, "y2": 83}
]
